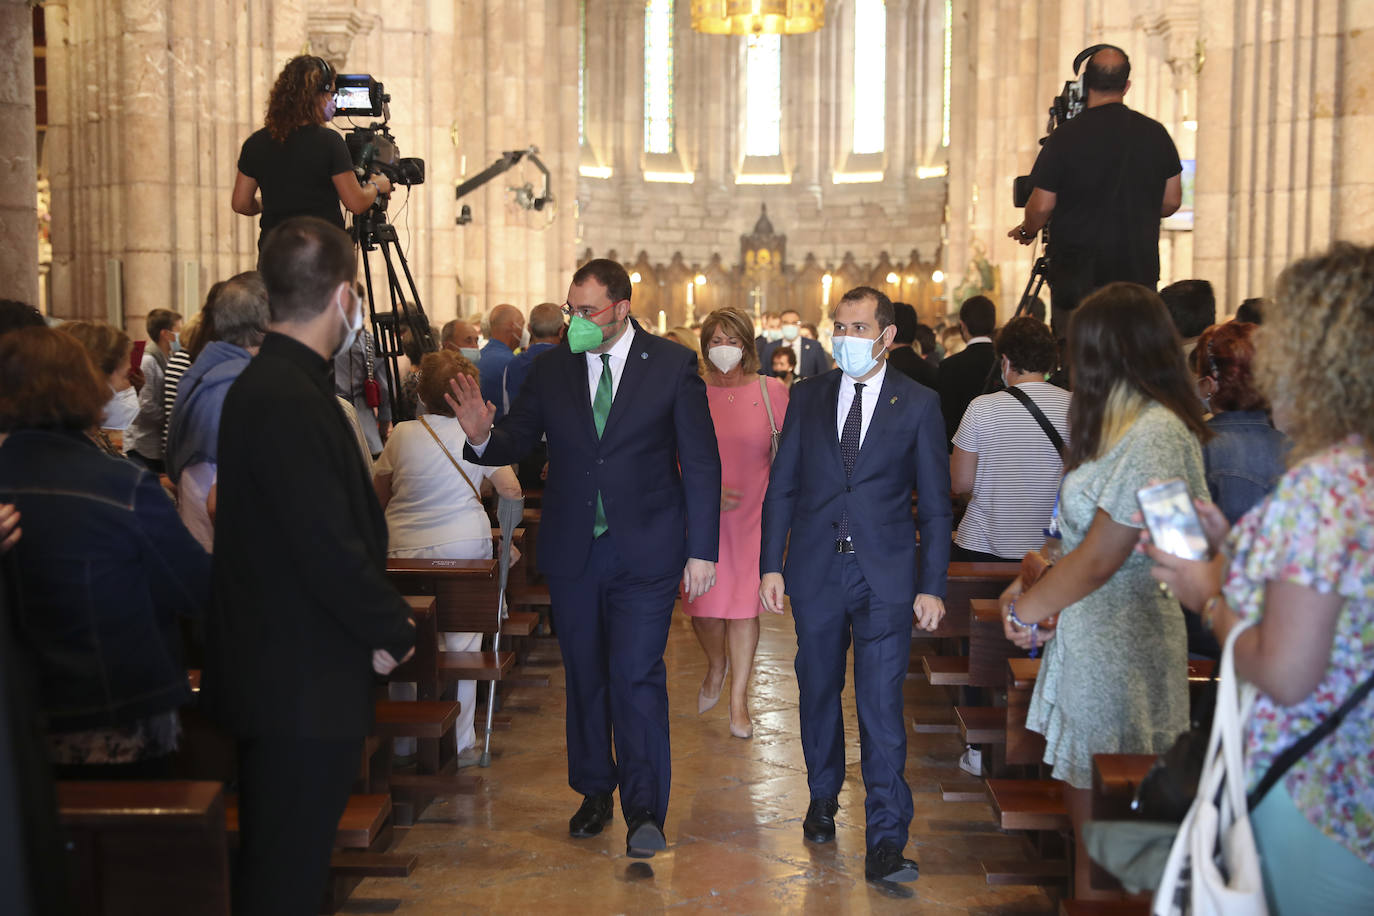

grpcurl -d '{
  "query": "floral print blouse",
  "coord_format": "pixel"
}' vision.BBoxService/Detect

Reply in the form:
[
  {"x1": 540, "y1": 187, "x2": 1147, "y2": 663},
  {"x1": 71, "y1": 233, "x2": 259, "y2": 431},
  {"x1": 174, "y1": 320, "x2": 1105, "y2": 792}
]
[{"x1": 1224, "y1": 435, "x2": 1374, "y2": 865}]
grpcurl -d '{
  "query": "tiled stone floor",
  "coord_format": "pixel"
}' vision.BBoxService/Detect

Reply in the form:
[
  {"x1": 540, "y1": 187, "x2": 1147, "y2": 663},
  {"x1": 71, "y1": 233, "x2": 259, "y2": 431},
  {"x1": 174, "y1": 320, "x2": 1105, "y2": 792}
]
[{"x1": 344, "y1": 609, "x2": 1056, "y2": 914}]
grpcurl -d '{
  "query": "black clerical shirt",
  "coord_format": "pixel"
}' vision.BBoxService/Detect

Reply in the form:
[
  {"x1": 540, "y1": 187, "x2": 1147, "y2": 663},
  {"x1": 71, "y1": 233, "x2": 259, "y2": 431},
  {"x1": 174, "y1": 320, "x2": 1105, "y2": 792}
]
[{"x1": 204, "y1": 332, "x2": 414, "y2": 739}]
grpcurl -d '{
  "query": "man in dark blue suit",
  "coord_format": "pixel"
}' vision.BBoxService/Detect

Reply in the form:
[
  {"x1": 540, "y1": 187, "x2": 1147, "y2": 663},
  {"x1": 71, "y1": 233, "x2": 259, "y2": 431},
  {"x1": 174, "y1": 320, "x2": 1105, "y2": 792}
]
[
  {"x1": 760, "y1": 286, "x2": 952, "y2": 885},
  {"x1": 759, "y1": 308, "x2": 831, "y2": 379},
  {"x1": 448, "y1": 259, "x2": 721, "y2": 859}
]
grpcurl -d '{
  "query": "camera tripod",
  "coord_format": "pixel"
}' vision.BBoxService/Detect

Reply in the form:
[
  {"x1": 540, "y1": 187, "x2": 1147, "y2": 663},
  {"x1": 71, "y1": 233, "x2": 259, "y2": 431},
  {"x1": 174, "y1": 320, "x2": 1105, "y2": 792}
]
[
  {"x1": 352, "y1": 205, "x2": 436, "y2": 421},
  {"x1": 1016, "y1": 227, "x2": 1051, "y2": 319}
]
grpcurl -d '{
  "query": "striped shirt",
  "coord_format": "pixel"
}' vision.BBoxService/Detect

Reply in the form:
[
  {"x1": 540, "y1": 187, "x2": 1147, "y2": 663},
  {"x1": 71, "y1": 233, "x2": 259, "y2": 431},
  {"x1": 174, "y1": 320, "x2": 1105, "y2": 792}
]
[
  {"x1": 162, "y1": 349, "x2": 193, "y2": 455},
  {"x1": 952, "y1": 382, "x2": 1071, "y2": 558}
]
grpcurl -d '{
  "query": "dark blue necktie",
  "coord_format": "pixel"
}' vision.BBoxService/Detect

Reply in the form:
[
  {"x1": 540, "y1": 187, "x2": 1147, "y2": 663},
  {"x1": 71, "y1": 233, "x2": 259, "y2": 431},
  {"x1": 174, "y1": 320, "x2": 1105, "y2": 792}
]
[{"x1": 837, "y1": 382, "x2": 865, "y2": 541}]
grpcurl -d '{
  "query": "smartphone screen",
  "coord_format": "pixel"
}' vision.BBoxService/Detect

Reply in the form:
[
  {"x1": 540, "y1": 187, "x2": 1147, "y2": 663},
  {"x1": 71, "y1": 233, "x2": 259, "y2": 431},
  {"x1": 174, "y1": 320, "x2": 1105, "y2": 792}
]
[
  {"x1": 1137, "y1": 478, "x2": 1209, "y2": 561},
  {"x1": 129, "y1": 339, "x2": 146, "y2": 371}
]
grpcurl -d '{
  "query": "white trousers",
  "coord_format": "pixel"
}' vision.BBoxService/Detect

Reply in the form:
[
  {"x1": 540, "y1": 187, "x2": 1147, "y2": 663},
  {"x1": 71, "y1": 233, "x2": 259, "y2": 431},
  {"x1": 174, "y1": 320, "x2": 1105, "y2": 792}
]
[{"x1": 387, "y1": 538, "x2": 489, "y2": 757}]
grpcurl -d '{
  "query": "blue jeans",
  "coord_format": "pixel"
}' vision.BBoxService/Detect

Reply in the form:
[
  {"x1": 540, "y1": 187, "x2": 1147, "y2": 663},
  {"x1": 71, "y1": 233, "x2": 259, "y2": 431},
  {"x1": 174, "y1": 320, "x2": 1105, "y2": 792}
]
[{"x1": 1251, "y1": 783, "x2": 1374, "y2": 914}]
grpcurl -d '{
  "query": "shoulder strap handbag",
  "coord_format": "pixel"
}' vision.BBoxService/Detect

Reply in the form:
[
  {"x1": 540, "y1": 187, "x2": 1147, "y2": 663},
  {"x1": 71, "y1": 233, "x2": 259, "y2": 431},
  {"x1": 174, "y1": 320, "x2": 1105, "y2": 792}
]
[
  {"x1": 1152, "y1": 619, "x2": 1266, "y2": 916},
  {"x1": 420, "y1": 417, "x2": 483, "y2": 505},
  {"x1": 759, "y1": 376, "x2": 781, "y2": 463},
  {"x1": 1004, "y1": 385, "x2": 1065, "y2": 459}
]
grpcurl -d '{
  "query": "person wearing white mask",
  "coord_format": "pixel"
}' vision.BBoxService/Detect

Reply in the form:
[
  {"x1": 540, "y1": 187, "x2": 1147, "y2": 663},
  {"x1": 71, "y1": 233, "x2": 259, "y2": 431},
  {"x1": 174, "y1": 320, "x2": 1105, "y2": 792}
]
[
  {"x1": 58, "y1": 320, "x2": 141, "y2": 458},
  {"x1": 759, "y1": 308, "x2": 831, "y2": 380},
  {"x1": 760, "y1": 286, "x2": 950, "y2": 886},
  {"x1": 684, "y1": 308, "x2": 788, "y2": 739}
]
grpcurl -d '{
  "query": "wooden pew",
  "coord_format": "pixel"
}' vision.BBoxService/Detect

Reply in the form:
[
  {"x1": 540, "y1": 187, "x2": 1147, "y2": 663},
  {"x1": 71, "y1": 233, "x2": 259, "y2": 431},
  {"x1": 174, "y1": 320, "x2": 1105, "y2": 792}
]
[
  {"x1": 909, "y1": 562, "x2": 1020, "y2": 732},
  {"x1": 59, "y1": 780, "x2": 230, "y2": 916},
  {"x1": 386, "y1": 557, "x2": 516, "y2": 685}
]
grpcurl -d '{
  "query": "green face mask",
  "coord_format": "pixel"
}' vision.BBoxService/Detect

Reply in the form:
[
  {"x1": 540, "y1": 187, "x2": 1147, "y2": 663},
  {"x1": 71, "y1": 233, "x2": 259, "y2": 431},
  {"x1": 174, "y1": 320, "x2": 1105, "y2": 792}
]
[{"x1": 566, "y1": 303, "x2": 621, "y2": 354}]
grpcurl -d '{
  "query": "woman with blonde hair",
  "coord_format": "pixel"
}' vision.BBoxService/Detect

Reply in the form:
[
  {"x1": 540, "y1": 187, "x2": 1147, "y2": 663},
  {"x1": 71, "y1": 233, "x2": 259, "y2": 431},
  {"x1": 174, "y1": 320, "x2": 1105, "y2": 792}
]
[
  {"x1": 374, "y1": 349, "x2": 522, "y2": 765},
  {"x1": 1148, "y1": 242, "x2": 1374, "y2": 913},
  {"x1": 684, "y1": 307, "x2": 788, "y2": 738},
  {"x1": 232, "y1": 55, "x2": 393, "y2": 248},
  {"x1": 997, "y1": 282, "x2": 1210, "y2": 896}
]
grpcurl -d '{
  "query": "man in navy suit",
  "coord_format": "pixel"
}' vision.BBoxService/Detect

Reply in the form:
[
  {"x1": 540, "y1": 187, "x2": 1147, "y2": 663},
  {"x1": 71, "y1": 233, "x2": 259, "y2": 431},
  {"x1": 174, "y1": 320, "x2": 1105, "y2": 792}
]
[
  {"x1": 759, "y1": 308, "x2": 831, "y2": 379},
  {"x1": 448, "y1": 259, "x2": 721, "y2": 859},
  {"x1": 760, "y1": 286, "x2": 951, "y2": 885}
]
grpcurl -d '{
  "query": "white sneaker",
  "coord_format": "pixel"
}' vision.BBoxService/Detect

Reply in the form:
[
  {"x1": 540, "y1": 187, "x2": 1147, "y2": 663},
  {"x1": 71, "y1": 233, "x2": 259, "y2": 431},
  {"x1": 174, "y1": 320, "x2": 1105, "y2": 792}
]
[{"x1": 958, "y1": 746, "x2": 983, "y2": 777}]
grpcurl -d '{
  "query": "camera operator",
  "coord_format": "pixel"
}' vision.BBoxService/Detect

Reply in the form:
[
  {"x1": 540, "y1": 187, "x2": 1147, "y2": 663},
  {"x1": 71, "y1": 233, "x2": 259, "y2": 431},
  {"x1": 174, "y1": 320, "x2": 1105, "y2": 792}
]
[
  {"x1": 1007, "y1": 46, "x2": 1183, "y2": 334},
  {"x1": 232, "y1": 55, "x2": 392, "y2": 250}
]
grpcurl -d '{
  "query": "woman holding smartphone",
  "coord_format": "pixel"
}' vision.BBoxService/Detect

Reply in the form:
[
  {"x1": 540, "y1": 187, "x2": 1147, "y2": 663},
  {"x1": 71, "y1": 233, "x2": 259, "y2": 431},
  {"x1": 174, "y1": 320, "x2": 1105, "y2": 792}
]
[
  {"x1": 232, "y1": 55, "x2": 391, "y2": 249},
  {"x1": 1146, "y1": 243, "x2": 1374, "y2": 914},
  {"x1": 997, "y1": 283, "x2": 1210, "y2": 893}
]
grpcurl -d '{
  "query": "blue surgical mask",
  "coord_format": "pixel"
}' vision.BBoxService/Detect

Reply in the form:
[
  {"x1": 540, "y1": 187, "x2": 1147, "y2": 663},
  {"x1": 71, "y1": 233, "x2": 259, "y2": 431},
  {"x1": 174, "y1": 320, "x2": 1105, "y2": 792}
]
[
  {"x1": 833, "y1": 334, "x2": 882, "y2": 379},
  {"x1": 780, "y1": 324, "x2": 800, "y2": 341},
  {"x1": 171, "y1": 331, "x2": 183, "y2": 354},
  {"x1": 460, "y1": 346, "x2": 482, "y2": 364},
  {"x1": 323, "y1": 96, "x2": 337, "y2": 121}
]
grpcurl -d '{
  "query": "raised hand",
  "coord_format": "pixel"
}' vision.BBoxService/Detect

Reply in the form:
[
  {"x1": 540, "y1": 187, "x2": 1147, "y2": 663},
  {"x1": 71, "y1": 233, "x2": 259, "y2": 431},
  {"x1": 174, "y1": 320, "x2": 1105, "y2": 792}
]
[{"x1": 445, "y1": 372, "x2": 497, "y2": 445}]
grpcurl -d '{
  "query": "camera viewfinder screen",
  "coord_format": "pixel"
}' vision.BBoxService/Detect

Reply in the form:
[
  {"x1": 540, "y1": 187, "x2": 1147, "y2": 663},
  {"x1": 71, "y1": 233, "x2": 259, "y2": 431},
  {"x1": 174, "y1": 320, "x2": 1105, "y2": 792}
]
[{"x1": 335, "y1": 86, "x2": 373, "y2": 115}]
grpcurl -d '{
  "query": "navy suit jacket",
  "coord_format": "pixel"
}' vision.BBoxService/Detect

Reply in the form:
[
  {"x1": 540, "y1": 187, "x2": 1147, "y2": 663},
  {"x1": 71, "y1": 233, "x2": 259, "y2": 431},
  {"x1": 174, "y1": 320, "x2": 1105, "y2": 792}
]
[
  {"x1": 759, "y1": 337, "x2": 830, "y2": 379},
  {"x1": 464, "y1": 325, "x2": 721, "y2": 580},
  {"x1": 760, "y1": 366, "x2": 952, "y2": 605}
]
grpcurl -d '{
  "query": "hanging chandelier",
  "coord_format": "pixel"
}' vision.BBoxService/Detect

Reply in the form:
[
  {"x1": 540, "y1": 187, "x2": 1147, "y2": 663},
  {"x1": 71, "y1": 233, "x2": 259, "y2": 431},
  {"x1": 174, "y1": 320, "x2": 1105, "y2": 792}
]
[{"x1": 690, "y1": 0, "x2": 826, "y2": 36}]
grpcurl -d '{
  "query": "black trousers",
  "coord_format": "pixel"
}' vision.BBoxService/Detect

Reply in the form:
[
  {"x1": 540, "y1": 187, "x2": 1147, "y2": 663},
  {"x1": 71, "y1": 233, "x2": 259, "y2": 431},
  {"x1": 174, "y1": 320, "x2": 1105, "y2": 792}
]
[{"x1": 234, "y1": 736, "x2": 359, "y2": 916}]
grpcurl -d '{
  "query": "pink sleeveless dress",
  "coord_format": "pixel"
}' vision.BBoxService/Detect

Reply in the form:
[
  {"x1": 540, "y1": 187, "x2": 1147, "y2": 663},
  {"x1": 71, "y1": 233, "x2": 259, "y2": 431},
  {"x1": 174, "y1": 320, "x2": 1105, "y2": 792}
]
[{"x1": 682, "y1": 376, "x2": 788, "y2": 619}]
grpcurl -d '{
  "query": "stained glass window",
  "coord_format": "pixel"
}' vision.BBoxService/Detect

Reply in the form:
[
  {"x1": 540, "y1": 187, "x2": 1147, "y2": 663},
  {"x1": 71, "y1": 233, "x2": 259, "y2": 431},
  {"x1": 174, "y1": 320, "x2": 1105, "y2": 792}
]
[
  {"x1": 852, "y1": 0, "x2": 886, "y2": 155},
  {"x1": 644, "y1": 0, "x2": 675, "y2": 154},
  {"x1": 745, "y1": 34, "x2": 782, "y2": 157},
  {"x1": 578, "y1": 0, "x2": 587, "y2": 146},
  {"x1": 942, "y1": 0, "x2": 952, "y2": 147}
]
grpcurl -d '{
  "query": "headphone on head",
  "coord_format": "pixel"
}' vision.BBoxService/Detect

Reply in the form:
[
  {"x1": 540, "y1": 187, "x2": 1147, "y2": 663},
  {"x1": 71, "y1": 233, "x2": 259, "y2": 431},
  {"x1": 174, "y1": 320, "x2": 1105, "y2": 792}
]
[
  {"x1": 1073, "y1": 43, "x2": 1130, "y2": 91},
  {"x1": 313, "y1": 55, "x2": 335, "y2": 93}
]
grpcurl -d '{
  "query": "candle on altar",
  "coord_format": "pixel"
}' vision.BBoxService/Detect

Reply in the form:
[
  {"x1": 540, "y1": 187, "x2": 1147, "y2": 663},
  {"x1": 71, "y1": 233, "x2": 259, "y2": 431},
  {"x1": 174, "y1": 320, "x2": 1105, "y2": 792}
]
[{"x1": 658, "y1": 309, "x2": 667, "y2": 334}]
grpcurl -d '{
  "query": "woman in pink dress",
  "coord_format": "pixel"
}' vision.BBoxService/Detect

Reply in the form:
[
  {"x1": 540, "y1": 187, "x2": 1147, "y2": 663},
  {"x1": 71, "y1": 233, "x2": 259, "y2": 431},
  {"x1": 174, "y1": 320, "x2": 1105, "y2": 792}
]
[{"x1": 683, "y1": 307, "x2": 788, "y2": 738}]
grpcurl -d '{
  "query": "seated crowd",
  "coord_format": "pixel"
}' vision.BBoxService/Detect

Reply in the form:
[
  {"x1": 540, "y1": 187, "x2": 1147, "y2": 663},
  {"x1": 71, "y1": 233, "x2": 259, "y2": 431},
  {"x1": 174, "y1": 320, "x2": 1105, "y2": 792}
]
[{"x1": 0, "y1": 233, "x2": 1369, "y2": 914}]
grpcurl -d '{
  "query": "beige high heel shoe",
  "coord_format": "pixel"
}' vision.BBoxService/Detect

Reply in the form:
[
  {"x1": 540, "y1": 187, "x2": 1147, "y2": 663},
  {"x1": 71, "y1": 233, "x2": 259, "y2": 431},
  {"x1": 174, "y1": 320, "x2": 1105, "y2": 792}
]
[{"x1": 697, "y1": 663, "x2": 727, "y2": 714}]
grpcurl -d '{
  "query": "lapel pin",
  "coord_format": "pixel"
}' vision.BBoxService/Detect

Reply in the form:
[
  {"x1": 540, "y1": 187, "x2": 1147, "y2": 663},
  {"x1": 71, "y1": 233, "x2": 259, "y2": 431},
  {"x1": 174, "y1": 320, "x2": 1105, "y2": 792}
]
[
  {"x1": 889, "y1": 396, "x2": 898, "y2": 405},
  {"x1": 640, "y1": 352, "x2": 648, "y2": 359}
]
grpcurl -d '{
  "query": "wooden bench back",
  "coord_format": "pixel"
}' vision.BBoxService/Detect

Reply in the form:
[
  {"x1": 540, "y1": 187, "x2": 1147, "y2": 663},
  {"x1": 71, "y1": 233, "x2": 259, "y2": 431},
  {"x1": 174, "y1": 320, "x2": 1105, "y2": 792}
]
[{"x1": 387, "y1": 558, "x2": 503, "y2": 636}]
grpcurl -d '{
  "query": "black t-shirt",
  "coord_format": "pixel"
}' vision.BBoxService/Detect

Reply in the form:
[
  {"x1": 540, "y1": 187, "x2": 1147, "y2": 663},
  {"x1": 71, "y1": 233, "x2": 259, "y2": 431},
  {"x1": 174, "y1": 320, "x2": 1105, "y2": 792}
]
[
  {"x1": 237, "y1": 125, "x2": 355, "y2": 242},
  {"x1": 1029, "y1": 103, "x2": 1181, "y2": 286}
]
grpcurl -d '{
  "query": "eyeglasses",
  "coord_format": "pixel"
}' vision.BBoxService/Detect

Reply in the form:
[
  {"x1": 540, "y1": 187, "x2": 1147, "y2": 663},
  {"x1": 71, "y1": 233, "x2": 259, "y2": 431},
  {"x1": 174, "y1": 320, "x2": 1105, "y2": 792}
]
[{"x1": 561, "y1": 301, "x2": 615, "y2": 321}]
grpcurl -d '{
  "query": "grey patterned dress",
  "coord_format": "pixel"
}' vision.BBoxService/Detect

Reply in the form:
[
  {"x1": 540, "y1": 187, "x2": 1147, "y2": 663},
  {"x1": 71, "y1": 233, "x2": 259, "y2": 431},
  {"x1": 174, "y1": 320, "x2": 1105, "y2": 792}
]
[{"x1": 1026, "y1": 403, "x2": 1206, "y2": 788}]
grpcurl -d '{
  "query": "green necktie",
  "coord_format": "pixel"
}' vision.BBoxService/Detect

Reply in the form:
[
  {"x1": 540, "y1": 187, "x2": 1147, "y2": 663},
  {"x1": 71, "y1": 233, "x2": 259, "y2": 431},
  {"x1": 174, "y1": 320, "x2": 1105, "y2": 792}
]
[{"x1": 591, "y1": 353, "x2": 612, "y2": 537}]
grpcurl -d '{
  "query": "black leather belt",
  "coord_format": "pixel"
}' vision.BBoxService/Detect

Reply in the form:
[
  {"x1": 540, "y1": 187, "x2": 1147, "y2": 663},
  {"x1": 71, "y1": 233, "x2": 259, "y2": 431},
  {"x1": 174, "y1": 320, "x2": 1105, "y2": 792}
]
[{"x1": 834, "y1": 539, "x2": 855, "y2": 554}]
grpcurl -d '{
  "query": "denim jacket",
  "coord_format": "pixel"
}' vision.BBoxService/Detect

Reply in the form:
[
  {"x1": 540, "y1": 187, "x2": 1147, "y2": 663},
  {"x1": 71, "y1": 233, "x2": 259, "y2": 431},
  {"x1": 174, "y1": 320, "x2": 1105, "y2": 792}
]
[
  {"x1": 0, "y1": 428, "x2": 210, "y2": 731},
  {"x1": 1204, "y1": 410, "x2": 1291, "y2": 524}
]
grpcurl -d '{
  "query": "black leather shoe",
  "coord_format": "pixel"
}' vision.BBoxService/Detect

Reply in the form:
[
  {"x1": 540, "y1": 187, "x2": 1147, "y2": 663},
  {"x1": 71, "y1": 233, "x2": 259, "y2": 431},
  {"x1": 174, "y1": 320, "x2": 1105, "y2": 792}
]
[
  {"x1": 865, "y1": 841, "x2": 919, "y2": 883},
  {"x1": 802, "y1": 797, "x2": 839, "y2": 843},
  {"x1": 625, "y1": 810, "x2": 666, "y2": 858},
  {"x1": 568, "y1": 793, "x2": 613, "y2": 838}
]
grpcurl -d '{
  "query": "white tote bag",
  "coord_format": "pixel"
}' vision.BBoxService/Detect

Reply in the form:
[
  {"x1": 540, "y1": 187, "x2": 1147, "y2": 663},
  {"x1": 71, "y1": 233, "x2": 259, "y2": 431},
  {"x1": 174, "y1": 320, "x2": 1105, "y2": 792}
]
[{"x1": 1153, "y1": 619, "x2": 1268, "y2": 916}]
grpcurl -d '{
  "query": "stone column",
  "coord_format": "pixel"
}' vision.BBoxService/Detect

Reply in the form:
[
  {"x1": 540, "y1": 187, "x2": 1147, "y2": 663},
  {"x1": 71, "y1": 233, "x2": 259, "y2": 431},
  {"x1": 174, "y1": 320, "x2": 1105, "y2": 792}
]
[{"x1": 0, "y1": 0, "x2": 39, "y2": 308}]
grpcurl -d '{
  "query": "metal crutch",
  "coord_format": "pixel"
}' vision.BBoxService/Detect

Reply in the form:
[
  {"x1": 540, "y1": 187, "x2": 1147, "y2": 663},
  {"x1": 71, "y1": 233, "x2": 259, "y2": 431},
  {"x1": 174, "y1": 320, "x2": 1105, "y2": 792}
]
[{"x1": 481, "y1": 494, "x2": 524, "y2": 767}]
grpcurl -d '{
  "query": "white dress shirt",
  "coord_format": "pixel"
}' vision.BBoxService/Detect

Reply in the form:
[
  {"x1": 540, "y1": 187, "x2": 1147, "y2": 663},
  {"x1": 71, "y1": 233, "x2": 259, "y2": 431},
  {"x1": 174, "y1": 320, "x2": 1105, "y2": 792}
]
[
  {"x1": 583, "y1": 324, "x2": 636, "y2": 403},
  {"x1": 835, "y1": 359, "x2": 887, "y2": 447}
]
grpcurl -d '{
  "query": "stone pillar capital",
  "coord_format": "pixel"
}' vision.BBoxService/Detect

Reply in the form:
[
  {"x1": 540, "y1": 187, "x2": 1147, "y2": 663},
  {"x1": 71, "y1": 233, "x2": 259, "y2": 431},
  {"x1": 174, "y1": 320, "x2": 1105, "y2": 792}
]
[{"x1": 307, "y1": 8, "x2": 377, "y2": 70}]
